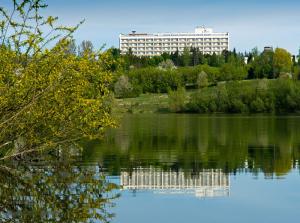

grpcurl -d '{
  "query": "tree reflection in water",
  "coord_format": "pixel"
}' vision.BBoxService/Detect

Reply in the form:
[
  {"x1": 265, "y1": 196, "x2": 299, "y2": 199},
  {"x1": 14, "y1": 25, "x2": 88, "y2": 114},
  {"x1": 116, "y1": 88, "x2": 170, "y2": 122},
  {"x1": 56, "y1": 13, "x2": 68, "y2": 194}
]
[{"x1": 0, "y1": 160, "x2": 119, "y2": 223}]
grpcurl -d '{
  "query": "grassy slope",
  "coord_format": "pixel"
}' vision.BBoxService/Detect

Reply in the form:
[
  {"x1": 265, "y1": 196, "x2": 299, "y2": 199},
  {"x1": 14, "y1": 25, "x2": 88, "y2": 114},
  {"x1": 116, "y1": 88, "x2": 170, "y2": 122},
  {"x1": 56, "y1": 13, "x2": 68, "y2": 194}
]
[
  {"x1": 114, "y1": 90, "x2": 196, "y2": 113},
  {"x1": 113, "y1": 79, "x2": 283, "y2": 114},
  {"x1": 114, "y1": 93, "x2": 169, "y2": 113}
]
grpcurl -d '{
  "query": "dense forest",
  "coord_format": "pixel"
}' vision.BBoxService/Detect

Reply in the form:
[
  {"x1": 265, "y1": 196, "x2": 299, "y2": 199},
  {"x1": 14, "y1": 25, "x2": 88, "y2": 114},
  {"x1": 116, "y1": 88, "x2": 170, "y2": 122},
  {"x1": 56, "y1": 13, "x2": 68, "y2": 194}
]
[
  {"x1": 67, "y1": 42, "x2": 300, "y2": 98},
  {"x1": 96, "y1": 44, "x2": 300, "y2": 114}
]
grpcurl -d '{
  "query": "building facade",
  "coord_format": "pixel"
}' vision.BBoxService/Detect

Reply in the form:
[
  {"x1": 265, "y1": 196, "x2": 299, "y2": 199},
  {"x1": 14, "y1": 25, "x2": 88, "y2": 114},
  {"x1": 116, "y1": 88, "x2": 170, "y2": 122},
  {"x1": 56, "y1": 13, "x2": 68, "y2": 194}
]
[{"x1": 119, "y1": 27, "x2": 229, "y2": 56}]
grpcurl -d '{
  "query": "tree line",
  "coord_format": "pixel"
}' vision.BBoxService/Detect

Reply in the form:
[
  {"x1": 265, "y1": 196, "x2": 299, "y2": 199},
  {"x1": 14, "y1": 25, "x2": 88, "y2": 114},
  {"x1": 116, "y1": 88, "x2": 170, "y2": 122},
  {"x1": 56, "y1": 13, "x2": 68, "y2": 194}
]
[
  {"x1": 103, "y1": 45, "x2": 300, "y2": 99},
  {"x1": 110, "y1": 46, "x2": 299, "y2": 78},
  {"x1": 185, "y1": 79, "x2": 300, "y2": 114}
]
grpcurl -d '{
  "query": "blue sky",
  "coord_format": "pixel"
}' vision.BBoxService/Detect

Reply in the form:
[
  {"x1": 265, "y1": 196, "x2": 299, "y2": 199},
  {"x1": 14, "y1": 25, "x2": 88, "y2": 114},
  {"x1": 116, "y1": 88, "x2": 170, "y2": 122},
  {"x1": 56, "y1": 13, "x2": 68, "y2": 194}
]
[{"x1": 2, "y1": 0, "x2": 300, "y2": 54}]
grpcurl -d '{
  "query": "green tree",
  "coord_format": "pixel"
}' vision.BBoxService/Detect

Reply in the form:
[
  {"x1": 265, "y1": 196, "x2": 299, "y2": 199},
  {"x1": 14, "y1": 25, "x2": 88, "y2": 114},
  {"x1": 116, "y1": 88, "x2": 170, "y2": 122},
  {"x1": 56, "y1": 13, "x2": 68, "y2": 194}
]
[
  {"x1": 170, "y1": 50, "x2": 181, "y2": 66},
  {"x1": 251, "y1": 47, "x2": 260, "y2": 58},
  {"x1": 198, "y1": 51, "x2": 206, "y2": 65},
  {"x1": 114, "y1": 75, "x2": 133, "y2": 98},
  {"x1": 168, "y1": 87, "x2": 186, "y2": 112},
  {"x1": 220, "y1": 63, "x2": 248, "y2": 81},
  {"x1": 293, "y1": 65, "x2": 300, "y2": 80},
  {"x1": 114, "y1": 75, "x2": 141, "y2": 98},
  {"x1": 182, "y1": 47, "x2": 191, "y2": 66},
  {"x1": 298, "y1": 47, "x2": 300, "y2": 66},
  {"x1": 197, "y1": 71, "x2": 209, "y2": 88},
  {"x1": 191, "y1": 47, "x2": 199, "y2": 66},
  {"x1": 208, "y1": 53, "x2": 218, "y2": 67},
  {"x1": 158, "y1": 59, "x2": 176, "y2": 70},
  {"x1": 252, "y1": 51, "x2": 274, "y2": 78},
  {"x1": 273, "y1": 48, "x2": 292, "y2": 77}
]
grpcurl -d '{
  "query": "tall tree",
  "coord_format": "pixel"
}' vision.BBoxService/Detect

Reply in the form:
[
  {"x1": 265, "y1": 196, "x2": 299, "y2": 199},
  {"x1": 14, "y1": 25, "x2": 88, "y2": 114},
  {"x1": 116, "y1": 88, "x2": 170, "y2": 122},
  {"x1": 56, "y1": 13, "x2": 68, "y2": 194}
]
[
  {"x1": 292, "y1": 55, "x2": 297, "y2": 66},
  {"x1": 273, "y1": 48, "x2": 292, "y2": 77},
  {"x1": 182, "y1": 47, "x2": 191, "y2": 67},
  {"x1": 109, "y1": 47, "x2": 121, "y2": 59},
  {"x1": 78, "y1": 40, "x2": 94, "y2": 57},
  {"x1": 222, "y1": 50, "x2": 230, "y2": 63},
  {"x1": 298, "y1": 47, "x2": 300, "y2": 66},
  {"x1": 65, "y1": 39, "x2": 77, "y2": 55},
  {"x1": 170, "y1": 50, "x2": 181, "y2": 66},
  {"x1": 208, "y1": 53, "x2": 218, "y2": 67},
  {"x1": 233, "y1": 48, "x2": 237, "y2": 58},
  {"x1": 191, "y1": 47, "x2": 199, "y2": 66},
  {"x1": 252, "y1": 51, "x2": 274, "y2": 78},
  {"x1": 247, "y1": 53, "x2": 254, "y2": 64},
  {"x1": 198, "y1": 51, "x2": 205, "y2": 65},
  {"x1": 251, "y1": 47, "x2": 260, "y2": 58},
  {"x1": 161, "y1": 52, "x2": 171, "y2": 61}
]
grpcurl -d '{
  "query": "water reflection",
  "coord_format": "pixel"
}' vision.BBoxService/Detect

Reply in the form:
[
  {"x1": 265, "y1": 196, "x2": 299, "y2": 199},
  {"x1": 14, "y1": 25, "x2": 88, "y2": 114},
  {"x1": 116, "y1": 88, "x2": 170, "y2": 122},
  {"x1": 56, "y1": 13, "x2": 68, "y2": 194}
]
[
  {"x1": 120, "y1": 167, "x2": 229, "y2": 198},
  {"x1": 0, "y1": 161, "x2": 119, "y2": 223},
  {"x1": 1, "y1": 114, "x2": 299, "y2": 223},
  {"x1": 83, "y1": 114, "x2": 300, "y2": 176}
]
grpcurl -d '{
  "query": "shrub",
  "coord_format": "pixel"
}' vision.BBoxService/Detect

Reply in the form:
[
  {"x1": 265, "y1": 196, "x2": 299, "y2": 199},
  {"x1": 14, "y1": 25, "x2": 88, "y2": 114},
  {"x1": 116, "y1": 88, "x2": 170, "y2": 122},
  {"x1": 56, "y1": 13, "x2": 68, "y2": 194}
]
[
  {"x1": 168, "y1": 87, "x2": 187, "y2": 112},
  {"x1": 187, "y1": 79, "x2": 300, "y2": 114},
  {"x1": 187, "y1": 89, "x2": 218, "y2": 113},
  {"x1": 197, "y1": 71, "x2": 209, "y2": 88},
  {"x1": 114, "y1": 75, "x2": 141, "y2": 98},
  {"x1": 220, "y1": 64, "x2": 248, "y2": 81},
  {"x1": 250, "y1": 98, "x2": 265, "y2": 112},
  {"x1": 229, "y1": 98, "x2": 248, "y2": 113},
  {"x1": 0, "y1": 1, "x2": 116, "y2": 160},
  {"x1": 158, "y1": 59, "x2": 176, "y2": 70},
  {"x1": 216, "y1": 84, "x2": 229, "y2": 111},
  {"x1": 128, "y1": 67, "x2": 182, "y2": 93}
]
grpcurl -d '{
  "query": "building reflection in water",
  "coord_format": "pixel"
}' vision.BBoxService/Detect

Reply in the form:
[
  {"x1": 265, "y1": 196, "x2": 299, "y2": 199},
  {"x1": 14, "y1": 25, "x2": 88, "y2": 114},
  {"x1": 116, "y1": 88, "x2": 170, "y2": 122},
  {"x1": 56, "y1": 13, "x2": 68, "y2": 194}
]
[{"x1": 120, "y1": 167, "x2": 230, "y2": 198}]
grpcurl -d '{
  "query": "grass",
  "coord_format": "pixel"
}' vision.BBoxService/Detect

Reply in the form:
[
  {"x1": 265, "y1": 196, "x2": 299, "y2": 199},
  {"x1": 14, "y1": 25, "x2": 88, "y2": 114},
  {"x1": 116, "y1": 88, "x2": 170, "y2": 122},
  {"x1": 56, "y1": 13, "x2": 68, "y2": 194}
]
[
  {"x1": 114, "y1": 90, "x2": 196, "y2": 113},
  {"x1": 114, "y1": 93, "x2": 169, "y2": 113}
]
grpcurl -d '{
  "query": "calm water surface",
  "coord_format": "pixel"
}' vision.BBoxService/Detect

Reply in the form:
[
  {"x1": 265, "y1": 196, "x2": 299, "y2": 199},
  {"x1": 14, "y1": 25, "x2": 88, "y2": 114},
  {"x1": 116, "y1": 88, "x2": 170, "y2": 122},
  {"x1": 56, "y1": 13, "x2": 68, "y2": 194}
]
[
  {"x1": 82, "y1": 114, "x2": 300, "y2": 223},
  {"x1": 1, "y1": 114, "x2": 300, "y2": 222}
]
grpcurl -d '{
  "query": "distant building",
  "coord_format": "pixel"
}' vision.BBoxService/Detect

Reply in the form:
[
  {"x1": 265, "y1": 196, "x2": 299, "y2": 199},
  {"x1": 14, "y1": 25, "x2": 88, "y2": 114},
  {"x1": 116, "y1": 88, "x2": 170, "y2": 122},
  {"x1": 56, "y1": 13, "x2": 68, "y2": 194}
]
[
  {"x1": 119, "y1": 26, "x2": 229, "y2": 57},
  {"x1": 120, "y1": 167, "x2": 230, "y2": 198},
  {"x1": 263, "y1": 46, "x2": 274, "y2": 53}
]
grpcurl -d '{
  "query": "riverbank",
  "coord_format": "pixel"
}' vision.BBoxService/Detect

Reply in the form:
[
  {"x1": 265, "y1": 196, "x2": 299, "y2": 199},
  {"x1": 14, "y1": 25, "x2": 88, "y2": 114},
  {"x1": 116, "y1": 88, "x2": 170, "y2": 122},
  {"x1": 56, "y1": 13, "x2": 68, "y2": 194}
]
[{"x1": 114, "y1": 79, "x2": 300, "y2": 114}]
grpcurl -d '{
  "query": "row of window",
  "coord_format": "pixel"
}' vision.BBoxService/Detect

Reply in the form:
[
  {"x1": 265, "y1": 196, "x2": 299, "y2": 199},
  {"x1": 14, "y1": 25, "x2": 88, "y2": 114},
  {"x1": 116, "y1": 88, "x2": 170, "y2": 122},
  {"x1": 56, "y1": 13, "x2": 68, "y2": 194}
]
[
  {"x1": 122, "y1": 47, "x2": 226, "y2": 50},
  {"x1": 122, "y1": 43, "x2": 228, "y2": 47},
  {"x1": 122, "y1": 48, "x2": 226, "y2": 53},
  {"x1": 125, "y1": 51, "x2": 223, "y2": 56},
  {"x1": 121, "y1": 38, "x2": 228, "y2": 42}
]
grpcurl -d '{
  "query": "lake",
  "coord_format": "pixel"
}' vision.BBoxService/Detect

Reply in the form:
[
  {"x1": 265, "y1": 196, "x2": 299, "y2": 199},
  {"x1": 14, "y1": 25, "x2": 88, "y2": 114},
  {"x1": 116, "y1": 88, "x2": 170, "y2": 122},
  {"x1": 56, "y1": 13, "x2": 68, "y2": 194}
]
[
  {"x1": 1, "y1": 114, "x2": 300, "y2": 222},
  {"x1": 82, "y1": 114, "x2": 300, "y2": 223}
]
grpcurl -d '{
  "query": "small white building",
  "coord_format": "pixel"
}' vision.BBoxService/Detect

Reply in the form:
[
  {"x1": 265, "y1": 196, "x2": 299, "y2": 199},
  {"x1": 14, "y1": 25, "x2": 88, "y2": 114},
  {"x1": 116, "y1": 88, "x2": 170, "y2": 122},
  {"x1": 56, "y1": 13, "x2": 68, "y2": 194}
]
[{"x1": 119, "y1": 26, "x2": 229, "y2": 56}]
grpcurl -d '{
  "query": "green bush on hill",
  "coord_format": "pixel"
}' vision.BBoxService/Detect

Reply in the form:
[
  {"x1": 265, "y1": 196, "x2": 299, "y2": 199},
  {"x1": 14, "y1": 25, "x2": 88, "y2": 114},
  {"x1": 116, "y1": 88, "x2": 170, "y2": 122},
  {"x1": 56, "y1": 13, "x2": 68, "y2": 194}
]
[
  {"x1": 127, "y1": 67, "x2": 183, "y2": 93},
  {"x1": 186, "y1": 79, "x2": 300, "y2": 114}
]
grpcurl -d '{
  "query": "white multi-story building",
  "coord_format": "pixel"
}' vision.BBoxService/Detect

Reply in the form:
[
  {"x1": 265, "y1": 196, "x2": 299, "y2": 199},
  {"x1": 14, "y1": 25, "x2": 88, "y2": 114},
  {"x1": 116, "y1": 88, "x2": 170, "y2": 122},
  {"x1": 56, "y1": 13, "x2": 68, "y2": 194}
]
[{"x1": 119, "y1": 26, "x2": 229, "y2": 56}]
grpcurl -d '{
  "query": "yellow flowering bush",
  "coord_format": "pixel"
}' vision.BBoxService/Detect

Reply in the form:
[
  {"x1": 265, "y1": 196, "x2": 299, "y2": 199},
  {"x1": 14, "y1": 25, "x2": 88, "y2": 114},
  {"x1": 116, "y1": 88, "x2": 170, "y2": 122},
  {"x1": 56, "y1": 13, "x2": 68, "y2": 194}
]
[{"x1": 0, "y1": 0, "x2": 116, "y2": 159}]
